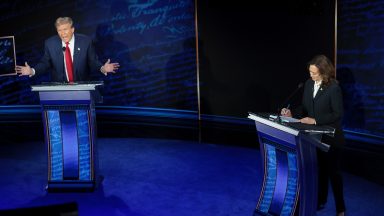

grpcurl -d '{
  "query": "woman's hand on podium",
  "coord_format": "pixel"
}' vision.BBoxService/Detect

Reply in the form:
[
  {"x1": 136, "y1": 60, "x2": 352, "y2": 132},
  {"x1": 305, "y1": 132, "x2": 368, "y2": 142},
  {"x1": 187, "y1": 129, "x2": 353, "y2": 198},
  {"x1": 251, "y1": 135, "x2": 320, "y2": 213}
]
[
  {"x1": 281, "y1": 108, "x2": 292, "y2": 117},
  {"x1": 300, "y1": 117, "x2": 316, "y2": 125}
]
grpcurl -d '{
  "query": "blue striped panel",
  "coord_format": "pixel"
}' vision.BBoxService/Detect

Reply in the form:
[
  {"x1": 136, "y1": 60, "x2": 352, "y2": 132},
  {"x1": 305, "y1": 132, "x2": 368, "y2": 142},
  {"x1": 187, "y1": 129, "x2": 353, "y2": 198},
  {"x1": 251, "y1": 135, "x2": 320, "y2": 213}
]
[
  {"x1": 76, "y1": 110, "x2": 91, "y2": 180},
  {"x1": 47, "y1": 110, "x2": 63, "y2": 180},
  {"x1": 61, "y1": 111, "x2": 79, "y2": 179},
  {"x1": 258, "y1": 144, "x2": 277, "y2": 213},
  {"x1": 280, "y1": 152, "x2": 299, "y2": 216},
  {"x1": 269, "y1": 149, "x2": 289, "y2": 215}
]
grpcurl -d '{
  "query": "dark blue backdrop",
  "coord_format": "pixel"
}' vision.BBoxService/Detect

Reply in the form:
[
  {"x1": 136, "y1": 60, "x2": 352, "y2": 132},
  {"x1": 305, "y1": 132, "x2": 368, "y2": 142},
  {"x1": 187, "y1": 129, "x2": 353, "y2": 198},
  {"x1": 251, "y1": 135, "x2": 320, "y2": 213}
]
[
  {"x1": 338, "y1": 0, "x2": 384, "y2": 139},
  {"x1": 0, "y1": 0, "x2": 383, "y2": 144}
]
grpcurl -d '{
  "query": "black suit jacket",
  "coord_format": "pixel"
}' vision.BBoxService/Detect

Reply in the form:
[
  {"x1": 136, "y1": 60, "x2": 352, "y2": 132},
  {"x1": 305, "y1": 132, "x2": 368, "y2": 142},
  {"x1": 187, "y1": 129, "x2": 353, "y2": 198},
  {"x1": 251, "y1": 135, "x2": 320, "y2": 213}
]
[
  {"x1": 34, "y1": 34, "x2": 102, "y2": 82},
  {"x1": 301, "y1": 78, "x2": 345, "y2": 147}
]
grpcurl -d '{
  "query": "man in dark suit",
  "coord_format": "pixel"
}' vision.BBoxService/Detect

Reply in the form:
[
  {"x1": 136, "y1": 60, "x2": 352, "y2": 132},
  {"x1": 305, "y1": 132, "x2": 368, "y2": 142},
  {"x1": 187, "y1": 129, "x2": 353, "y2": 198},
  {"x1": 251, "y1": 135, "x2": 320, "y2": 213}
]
[
  {"x1": 15, "y1": 17, "x2": 119, "y2": 81},
  {"x1": 281, "y1": 55, "x2": 346, "y2": 216}
]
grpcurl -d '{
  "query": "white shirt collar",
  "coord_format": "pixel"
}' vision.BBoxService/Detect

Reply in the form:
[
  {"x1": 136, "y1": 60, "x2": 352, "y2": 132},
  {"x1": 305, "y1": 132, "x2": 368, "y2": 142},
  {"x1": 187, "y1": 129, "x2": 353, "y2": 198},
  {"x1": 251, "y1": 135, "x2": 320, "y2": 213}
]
[{"x1": 313, "y1": 80, "x2": 322, "y2": 98}]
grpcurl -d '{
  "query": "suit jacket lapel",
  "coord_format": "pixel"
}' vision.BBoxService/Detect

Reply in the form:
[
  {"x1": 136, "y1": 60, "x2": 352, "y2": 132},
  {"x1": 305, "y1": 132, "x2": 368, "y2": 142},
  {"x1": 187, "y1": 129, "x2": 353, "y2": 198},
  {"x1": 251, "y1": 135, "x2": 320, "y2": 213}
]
[
  {"x1": 314, "y1": 84, "x2": 326, "y2": 100},
  {"x1": 73, "y1": 35, "x2": 80, "y2": 78},
  {"x1": 55, "y1": 38, "x2": 65, "y2": 76}
]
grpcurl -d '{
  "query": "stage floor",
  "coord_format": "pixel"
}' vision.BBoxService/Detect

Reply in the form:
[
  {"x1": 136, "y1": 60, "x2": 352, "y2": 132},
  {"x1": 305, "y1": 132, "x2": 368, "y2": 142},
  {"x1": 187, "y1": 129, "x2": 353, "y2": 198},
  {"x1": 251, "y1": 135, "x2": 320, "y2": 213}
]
[{"x1": 0, "y1": 138, "x2": 383, "y2": 215}]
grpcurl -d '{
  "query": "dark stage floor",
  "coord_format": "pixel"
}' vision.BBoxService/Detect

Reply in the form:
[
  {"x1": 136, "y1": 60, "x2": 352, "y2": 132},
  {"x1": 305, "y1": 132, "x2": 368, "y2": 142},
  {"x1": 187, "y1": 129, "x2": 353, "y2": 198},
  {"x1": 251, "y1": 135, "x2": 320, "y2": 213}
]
[{"x1": 0, "y1": 138, "x2": 383, "y2": 215}]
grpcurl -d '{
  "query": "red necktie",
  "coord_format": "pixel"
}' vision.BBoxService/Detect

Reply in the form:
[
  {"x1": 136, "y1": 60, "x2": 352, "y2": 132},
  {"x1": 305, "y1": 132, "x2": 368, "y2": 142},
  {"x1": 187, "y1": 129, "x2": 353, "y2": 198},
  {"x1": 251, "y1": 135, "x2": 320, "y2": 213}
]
[{"x1": 65, "y1": 42, "x2": 74, "y2": 82}]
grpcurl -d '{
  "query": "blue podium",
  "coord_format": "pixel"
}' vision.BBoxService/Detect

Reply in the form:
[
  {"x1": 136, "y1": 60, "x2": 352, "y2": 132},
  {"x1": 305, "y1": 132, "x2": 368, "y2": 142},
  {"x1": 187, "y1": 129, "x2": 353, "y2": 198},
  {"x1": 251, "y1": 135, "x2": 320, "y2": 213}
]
[
  {"x1": 32, "y1": 82, "x2": 103, "y2": 191},
  {"x1": 248, "y1": 113, "x2": 333, "y2": 216}
]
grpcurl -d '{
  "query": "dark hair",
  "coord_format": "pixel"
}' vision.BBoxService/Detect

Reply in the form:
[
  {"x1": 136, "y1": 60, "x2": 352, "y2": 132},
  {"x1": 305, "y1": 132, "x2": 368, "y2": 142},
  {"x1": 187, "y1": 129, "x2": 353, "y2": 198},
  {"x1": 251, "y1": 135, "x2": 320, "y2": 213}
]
[{"x1": 308, "y1": 54, "x2": 336, "y2": 86}]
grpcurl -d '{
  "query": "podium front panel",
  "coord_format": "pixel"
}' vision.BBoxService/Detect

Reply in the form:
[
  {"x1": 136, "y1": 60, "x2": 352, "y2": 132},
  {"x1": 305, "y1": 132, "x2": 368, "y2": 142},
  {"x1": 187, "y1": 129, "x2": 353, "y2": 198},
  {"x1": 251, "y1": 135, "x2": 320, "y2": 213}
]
[
  {"x1": 249, "y1": 113, "x2": 323, "y2": 216},
  {"x1": 33, "y1": 86, "x2": 99, "y2": 191},
  {"x1": 255, "y1": 130, "x2": 299, "y2": 216},
  {"x1": 44, "y1": 104, "x2": 95, "y2": 188}
]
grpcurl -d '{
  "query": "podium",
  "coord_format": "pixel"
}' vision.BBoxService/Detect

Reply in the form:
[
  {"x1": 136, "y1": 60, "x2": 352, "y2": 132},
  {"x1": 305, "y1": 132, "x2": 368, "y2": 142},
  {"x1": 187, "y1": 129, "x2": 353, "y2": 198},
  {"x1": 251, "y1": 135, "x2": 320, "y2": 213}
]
[
  {"x1": 32, "y1": 82, "x2": 103, "y2": 191},
  {"x1": 248, "y1": 113, "x2": 333, "y2": 216}
]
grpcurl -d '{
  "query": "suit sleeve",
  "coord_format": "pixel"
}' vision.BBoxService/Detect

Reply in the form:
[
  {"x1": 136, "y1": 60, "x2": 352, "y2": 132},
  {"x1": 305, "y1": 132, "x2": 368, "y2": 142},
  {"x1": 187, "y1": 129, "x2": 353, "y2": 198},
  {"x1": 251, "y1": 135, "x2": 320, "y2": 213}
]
[
  {"x1": 33, "y1": 40, "x2": 52, "y2": 75},
  {"x1": 293, "y1": 80, "x2": 311, "y2": 118},
  {"x1": 316, "y1": 85, "x2": 344, "y2": 125},
  {"x1": 86, "y1": 39, "x2": 102, "y2": 73}
]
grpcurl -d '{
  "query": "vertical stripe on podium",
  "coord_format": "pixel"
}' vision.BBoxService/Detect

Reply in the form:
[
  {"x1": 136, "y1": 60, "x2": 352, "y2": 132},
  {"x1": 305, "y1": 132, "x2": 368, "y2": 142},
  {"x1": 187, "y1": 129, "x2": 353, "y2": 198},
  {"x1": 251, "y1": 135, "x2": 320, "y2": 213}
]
[
  {"x1": 76, "y1": 110, "x2": 91, "y2": 180},
  {"x1": 269, "y1": 149, "x2": 288, "y2": 215},
  {"x1": 258, "y1": 144, "x2": 276, "y2": 213},
  {"x1": 47, "y1": 110, "x2": 63, "y2": 180},
  {"x1": 280, "y1": 152, "x2": 298, "y2": 215},
  {"x1": 60, "y1": 111, "x2": 79, "y2": 180}
]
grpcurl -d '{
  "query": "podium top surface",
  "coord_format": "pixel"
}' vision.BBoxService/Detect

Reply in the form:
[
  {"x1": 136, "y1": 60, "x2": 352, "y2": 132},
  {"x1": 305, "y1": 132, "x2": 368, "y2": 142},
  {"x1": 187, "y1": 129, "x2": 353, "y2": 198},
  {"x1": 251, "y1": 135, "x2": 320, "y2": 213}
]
[
  {"x1": 31, "y1": 81, "x2": 103, "y2": 91},
  {"x1": 248, "y1": 112, "x2": 335, "y2": 136},
  {"x1": 248, "y1": 112, "x2": 300, "y2": 135}
]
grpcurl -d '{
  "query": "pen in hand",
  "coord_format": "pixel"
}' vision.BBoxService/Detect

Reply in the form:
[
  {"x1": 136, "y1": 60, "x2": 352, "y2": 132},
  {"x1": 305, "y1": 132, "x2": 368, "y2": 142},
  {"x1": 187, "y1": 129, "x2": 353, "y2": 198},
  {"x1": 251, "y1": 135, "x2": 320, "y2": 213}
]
[{"x1": 282, "y1": 104, "x2": 290, "y2": 116}]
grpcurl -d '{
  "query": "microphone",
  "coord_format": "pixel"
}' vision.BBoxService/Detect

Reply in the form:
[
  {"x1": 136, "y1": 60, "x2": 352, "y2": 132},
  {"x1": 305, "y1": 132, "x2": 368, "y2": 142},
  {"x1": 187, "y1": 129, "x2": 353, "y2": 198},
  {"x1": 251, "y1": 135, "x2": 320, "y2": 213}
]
[
  {"x1": 62, "y1": 46, "x2": 66, "y2": 52},
  {"x1": 280, "y1": 82, "x2": 303, "y2": 109},
  {"x1": 276, "y1": 82, "x2": 304, "y2": 123}
]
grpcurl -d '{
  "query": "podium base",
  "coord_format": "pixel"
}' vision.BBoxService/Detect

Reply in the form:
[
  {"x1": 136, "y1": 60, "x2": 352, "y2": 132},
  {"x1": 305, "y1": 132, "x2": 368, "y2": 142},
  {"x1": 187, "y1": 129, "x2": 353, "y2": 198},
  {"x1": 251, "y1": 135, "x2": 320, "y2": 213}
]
[{"x1": 46, "y1": 180, "x2": 96, "y2": 192}]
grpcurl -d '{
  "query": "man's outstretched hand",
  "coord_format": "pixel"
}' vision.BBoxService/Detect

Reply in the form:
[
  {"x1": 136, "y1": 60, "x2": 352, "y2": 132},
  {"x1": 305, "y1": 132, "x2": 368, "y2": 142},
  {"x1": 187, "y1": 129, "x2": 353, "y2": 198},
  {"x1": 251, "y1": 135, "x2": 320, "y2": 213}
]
[
  {"x1": 15, "y1": 62, "x2": 33, "y2": 76},
  {"x1": 102, "y1": 59, "x2": 120, "y2": 74}
]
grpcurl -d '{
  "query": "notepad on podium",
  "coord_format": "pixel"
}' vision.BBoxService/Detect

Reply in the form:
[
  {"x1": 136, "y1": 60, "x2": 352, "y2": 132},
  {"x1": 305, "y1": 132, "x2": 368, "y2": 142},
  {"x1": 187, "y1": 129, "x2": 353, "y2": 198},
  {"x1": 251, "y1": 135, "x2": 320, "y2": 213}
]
[{"x1": 269, "y1": 114, "x2": 300, "y2": 123}]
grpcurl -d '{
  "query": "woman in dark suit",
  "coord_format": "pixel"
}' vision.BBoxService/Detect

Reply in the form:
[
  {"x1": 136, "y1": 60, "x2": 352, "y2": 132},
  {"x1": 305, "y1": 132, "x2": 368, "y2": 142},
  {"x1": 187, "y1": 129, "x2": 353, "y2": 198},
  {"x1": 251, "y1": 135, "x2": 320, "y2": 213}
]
[{"x1": 281, "y1": 55, "x2": 346, "y2": 216}]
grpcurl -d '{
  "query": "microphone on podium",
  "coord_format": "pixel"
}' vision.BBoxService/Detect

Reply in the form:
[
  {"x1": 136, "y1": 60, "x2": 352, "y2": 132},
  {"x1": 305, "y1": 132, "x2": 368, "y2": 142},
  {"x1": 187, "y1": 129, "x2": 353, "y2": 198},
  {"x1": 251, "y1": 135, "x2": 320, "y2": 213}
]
[{"x1": 276, "y1": 82, "x2": 304, "y2": 123}]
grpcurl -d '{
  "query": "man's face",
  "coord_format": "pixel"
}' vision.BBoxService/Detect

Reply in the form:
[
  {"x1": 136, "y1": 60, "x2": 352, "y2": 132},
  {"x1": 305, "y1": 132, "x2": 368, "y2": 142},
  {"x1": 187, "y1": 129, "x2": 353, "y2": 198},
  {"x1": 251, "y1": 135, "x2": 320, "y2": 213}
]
[{"x1": 57, "y1": 23, "x2": 74, "y2": 43}]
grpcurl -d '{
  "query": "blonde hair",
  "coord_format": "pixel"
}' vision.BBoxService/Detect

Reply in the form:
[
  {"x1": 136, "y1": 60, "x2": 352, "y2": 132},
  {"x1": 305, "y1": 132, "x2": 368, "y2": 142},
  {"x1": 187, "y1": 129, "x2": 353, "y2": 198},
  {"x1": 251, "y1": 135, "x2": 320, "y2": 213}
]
[{"x1": 55, "y1": 17, "x2": 73, "y2": 28}]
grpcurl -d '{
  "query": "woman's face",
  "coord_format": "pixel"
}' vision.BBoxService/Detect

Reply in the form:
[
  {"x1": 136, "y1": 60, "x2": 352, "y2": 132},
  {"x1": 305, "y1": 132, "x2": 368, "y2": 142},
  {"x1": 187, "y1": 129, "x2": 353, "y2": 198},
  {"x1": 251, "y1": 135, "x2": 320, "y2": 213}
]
[{"x1": 309, "y1": 65, "x2": 322, "y2": 82}]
